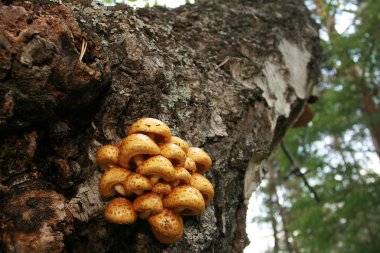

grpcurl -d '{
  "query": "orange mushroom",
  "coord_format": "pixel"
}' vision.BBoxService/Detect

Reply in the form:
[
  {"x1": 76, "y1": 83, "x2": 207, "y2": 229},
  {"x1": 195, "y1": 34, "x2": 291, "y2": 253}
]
[
  {"x1": 190, "y1": 173, "x2": 215, "y2": 204},
  {"x1": 184, "y1": 157, "x2": 196, "y2": 173},
  {"x1": 159, "y1": 143, "x2": 187, "y2": 166},
  {"x1": 123, "y1": 173, "x2": 152, "y2": 196},
  {"x1": 187, "y1": 147, "x2": 212, "y2": 174},
  {"x1": 152, "y1": 181, "x2": 172, "y2": 198},
  {"x1": 147, "y1": 209, "x2": 184, "y2": 244},
  {"x1": 163, "y1": 185, "x2": 205, "y2": 216},
  {"x1": 98, "y1": 167, "x2": 131, "y2": 197},
  {"x1": 171, "y1": 167, "x2": 192, "y2": 187},
  {"x1": 127, "y1": 118, "x2": 171, "y2": 143},
  {"x1": 168, "y1": 136, "x2": 190, "y2": 153},
  {"x1": 132, "y1": 192, "x2": 163, "y2": 219},
  {"x1": 104, "y1": 197, "x2": 137, "y2": 224},
  {"x1": 98, "y1": 117, "x2": 216, "y2": 244},
  {"x1": 118, "y1": 134, "x2": 160, "y2": 169},
  {"x1": 136, "y1": 155, "x2": 176, "y2": 184},
  {"x1": 96, "y1": 145, "x2": 119, "y2": 169}
]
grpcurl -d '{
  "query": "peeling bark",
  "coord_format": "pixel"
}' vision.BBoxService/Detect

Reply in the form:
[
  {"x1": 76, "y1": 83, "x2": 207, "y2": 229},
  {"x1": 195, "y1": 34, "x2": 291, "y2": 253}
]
[{"x1": 0, "y1": 0, "x2": 322, "y2": 252}]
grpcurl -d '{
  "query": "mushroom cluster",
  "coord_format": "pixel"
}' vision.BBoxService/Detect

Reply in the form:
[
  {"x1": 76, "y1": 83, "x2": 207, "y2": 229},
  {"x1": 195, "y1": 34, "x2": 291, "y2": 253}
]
[{"x1": 96, "y1": 118, "x2": 214, "y2": 244}]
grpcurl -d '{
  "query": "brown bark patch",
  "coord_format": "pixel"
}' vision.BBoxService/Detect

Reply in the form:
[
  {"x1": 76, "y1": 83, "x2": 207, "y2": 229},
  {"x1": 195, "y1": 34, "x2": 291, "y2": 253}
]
[
  {"x1": 1, "y1": 186, "x2": 73, "y2": 253},
  {"x1": 0, "y1": 1, "x2": 110, "y2": 130}
]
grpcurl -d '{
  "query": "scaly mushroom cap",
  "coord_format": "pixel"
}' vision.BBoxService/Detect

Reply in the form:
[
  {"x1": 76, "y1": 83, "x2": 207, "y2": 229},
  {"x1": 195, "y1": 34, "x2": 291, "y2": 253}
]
[
  {"x1": 98, "y1": 167, "x2": 131, "y2": 197},
  {"x1": 136, "y1": 155, "x2": 176, "y2": 184},
  {"x1": 163, "y1": 185, "x2": 205, "y2": 216},
  {"x1": 123, "y1": 173, "x2": 152, "y2": 196},
  {"x1": 133, "y1": 193, "x2": 163, "y2": 219},
  {"x1": 147, "y1": 209, "x2": 184, "y2": 244},
  {"x1": 184, "y1": 157, "x2": 196, "y2": 173},
  {"x1": 190, "y1": 173, "x2": 215, "y2": 204},
  {"x1": 115, "y1": 137, "x2": 128, "y2": 150},
  {"x1": 187, "y1": 147, "x2": 212, "y2": 173},
  {"x1": 159, "y1": 143, "x2": 187, "y2": 166},
  {"x1": 96, "y1": 145, "x2": 120, "y2": 169},
  {"x1": 152, "y1": 181, "x2": 172, "y2": 198},
  {"x1": 118, "y1": 134, "x2": 160, "y2": 169},
  {"x1": 128, "y1": 118, "x2": 172, "y2": 143},
  {"x1": 169, "y1": 136, "x2": 189, "y2": 153},
  {"x1": 171, "y1": 167, "x2": 192, "y2": 187},
  {"x1": 104, "y1": 197, "x2": 137, "y2": 224}
]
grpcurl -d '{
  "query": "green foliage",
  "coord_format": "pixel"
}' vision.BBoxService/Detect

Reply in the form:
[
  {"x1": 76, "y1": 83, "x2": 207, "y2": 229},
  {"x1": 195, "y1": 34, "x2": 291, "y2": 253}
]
[
  {"x1": 254, "y1": 0, "x2": 380, "y2": 252},
  {"x1": 288, "y1": 171, "x2": 380, "y2": 253}
]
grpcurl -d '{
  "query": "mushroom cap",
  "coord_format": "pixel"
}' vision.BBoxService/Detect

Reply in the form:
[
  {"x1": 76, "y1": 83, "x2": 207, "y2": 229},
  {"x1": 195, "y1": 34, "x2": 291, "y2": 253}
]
[
  {"x1": 152, "y1": 181, "x2": 172, "y2": 197},
  {"x1": 123, "y1": 173, "x2": 152, "y2": 196},
  {"x1": 118, "y1": 134, "x2": 160, "y2": 169},
  {"x1": 136, "y1": 155, "x2": 176, "y2": 182},
  {"x1": 169, "y1": 136, "x2": 189, "y2": 153},
  {"x1": 159, "y1": 143, "x2": 186, "y2": 166},
  {"x1": 172, "y1": 167, "x2": 192, "y2": 186},
  {"x1": 98, "y1": 166, "x2": 131, "y2": 198},
  {"x1": 96, "y1": 145, "x2": 120, "y2": 169},
  {"x1": 133, "y1": 193, "x2": 163, "y2": 219},
  {"x1": 187, "y1": 147, "x2": 212, "y2": 173},
  {"x1": 184, "y1": 157, "x2": 196, "y2": 173},
  {"x1": 104, "y1": 197, "x2": 137, "y2": 224},
  {"x1": 162, "y1": 185, "x2": 205, "y2": 216},
  {"x1": 190, "y1": 173, "x2": 215, "y2": 204},
  {"x1": 128, "y1": 118, "x2": 171, "y2": 143},
  {"x1": 147, "y1": 209, "x2": 184, "y2": 244},
  {"x1": 115, "y1": 137, "x2": 128, "y2": 150}
]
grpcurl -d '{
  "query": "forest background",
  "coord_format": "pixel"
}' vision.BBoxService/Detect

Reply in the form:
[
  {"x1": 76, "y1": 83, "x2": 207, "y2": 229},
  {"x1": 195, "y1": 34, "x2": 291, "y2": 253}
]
[{"x1": 248, "y1": 0, "x2": 380, "y2": 252}]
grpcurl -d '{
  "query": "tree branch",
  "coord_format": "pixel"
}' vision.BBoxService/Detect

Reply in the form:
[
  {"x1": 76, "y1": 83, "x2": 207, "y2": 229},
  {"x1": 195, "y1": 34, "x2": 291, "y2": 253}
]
[{"x1": 281, "y1": 141, "x2": 321, "y2": 202}]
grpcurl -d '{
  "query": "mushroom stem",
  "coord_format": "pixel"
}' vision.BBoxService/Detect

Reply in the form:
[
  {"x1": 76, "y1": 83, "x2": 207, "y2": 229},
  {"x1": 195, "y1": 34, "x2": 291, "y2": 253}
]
[
  {"x1": 202, "y1": 194, "x2": 211, "y2": 203},
  {"x1": 173, "y1": 207, "x2": 185, "y2": 213},
  {"x1": 150, "y1": 176, "x2": 160, "y2": 185},
  {"x1": 100, "y1": 164, "x2": 110, "y2": 170},
  {"x1": 133, "y1": 155, "x2": 145, "y2": 167},
  {"x1": 173, "y1": 207, "x2": 194, "y2": 215},
  {"x1": 146, "y1": 133, "x2": 156, "y2": 141},
  {"x1": 196, "y1": 163, "x2": 206, "y2": 173},
  {"x1": 139, "y1": 211, "x2": 152, "y2": 219},
  {"x1": 170, "y1": 158, "x2": 180, "y2": 166},
  {"x1": 171, "y1": 181, "x2": 180, "y2": 187},
  {"x1": 114, "y1": 184, "x2": 127, "y2": 196},
  {"x1": 134, "y1": 190, "x2": 144, "y2": 195}
]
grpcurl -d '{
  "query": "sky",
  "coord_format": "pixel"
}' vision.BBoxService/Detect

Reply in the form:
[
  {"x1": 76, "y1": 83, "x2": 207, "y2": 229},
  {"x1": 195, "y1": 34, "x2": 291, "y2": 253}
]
[
  {"x1": 244, "y1": 191, "x2": 274, "y2": 253},
  {"x1": 102, "y1": 0, "x2": 194, "y2": 8}
]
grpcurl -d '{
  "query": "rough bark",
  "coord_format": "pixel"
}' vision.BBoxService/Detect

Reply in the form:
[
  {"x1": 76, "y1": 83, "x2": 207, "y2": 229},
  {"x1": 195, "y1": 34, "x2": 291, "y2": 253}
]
[{"x1": 0, "y1": 0, "x2": 322, "y2": 252}]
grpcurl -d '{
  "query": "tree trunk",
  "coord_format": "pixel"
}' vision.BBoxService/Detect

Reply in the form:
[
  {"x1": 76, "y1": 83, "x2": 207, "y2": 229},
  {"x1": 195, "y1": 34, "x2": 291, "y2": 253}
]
[{"x1": 0, "y1": 0, "x2": 322, "y2": 252}]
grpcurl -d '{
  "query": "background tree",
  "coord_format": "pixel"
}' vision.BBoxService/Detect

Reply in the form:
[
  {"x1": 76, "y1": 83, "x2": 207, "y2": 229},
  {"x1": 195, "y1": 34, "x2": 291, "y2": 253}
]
[{"x1": 253, "y1": 0, "x2": 380, "y2": 252}]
